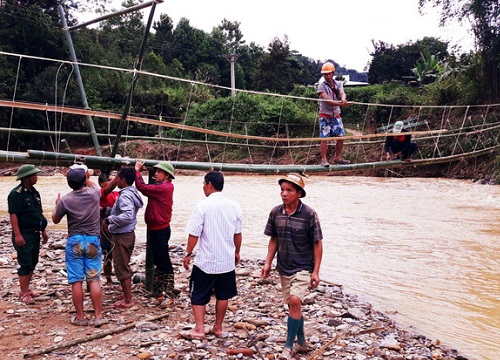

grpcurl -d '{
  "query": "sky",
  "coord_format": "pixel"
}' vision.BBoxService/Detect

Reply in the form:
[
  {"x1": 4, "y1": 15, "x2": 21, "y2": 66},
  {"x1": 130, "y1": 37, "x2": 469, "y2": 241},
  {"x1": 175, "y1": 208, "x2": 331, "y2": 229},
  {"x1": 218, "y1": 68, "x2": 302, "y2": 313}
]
[{"x1": 107, "y1": 0, "x2": 474, "y2": 72}]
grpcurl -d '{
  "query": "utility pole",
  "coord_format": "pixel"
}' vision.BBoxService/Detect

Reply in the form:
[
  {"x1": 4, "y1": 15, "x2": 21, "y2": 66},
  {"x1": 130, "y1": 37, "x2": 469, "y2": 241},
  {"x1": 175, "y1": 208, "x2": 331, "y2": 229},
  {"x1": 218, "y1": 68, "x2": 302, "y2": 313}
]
[
  {"x1": 224, "y1": 54, "x2": 241, "y2": 96},
  {"x1": 58, "y1": 5, "x2": 101, "y2": 156}
]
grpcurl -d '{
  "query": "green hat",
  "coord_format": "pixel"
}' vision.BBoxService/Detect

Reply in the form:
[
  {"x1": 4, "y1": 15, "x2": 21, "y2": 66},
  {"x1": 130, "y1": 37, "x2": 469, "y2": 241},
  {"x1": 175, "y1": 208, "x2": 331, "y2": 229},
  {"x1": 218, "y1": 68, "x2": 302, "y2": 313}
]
[
  {"x1": 16, "y1": 164, "x2": 41, "y2": 180},
  {"x1": 153, "y1": 161, "x2": 175, "y2": 179}
]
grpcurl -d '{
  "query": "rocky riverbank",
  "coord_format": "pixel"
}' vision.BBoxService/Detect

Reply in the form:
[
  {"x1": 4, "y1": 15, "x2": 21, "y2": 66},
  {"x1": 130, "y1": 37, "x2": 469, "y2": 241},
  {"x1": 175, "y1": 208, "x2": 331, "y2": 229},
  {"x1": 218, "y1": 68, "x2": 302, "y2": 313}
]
[{"x1": 0, "y1": 218, "x2": 469, "y2": 360}]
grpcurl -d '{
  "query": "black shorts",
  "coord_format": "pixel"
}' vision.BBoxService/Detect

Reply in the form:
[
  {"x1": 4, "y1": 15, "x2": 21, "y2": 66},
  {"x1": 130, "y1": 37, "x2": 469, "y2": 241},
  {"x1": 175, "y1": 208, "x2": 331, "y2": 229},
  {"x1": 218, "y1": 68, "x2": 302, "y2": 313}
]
[{"x1": 189, "y1": 265, "x2": 237, "y2": 305}]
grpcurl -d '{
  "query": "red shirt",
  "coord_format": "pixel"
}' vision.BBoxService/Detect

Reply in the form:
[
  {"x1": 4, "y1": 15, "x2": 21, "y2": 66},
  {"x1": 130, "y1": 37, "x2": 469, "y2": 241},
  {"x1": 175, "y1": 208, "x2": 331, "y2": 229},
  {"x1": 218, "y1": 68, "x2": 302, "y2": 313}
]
[
  {"x1": 100, "y1": 187, "x2": 119, "y2": 208},
  {"x1": 135, "y1": 171, "x2": 174, "y2": 230}
]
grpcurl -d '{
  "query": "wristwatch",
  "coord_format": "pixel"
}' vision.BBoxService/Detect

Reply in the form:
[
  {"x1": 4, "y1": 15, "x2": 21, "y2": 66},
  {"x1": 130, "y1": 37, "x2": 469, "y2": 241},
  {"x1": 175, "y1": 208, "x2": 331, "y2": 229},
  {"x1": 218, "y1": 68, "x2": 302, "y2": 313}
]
[
  {"x1": 105, "y1": 218, "x2": 110, "y2": 225},
  {"x1": 185, "y1": 252, "x2": 192, "y2": 257}
]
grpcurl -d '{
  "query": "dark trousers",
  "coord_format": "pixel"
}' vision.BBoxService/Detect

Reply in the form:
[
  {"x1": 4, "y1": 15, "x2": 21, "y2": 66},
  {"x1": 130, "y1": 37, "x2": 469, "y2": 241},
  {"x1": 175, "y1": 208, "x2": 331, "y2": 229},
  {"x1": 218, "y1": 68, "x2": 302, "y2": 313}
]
[
  {"x1": 390, "y1": 140, "x2": 418, "y2": 159},
  {"x1": 148, "y1": 227, "x2": 173, "y2": 275}
]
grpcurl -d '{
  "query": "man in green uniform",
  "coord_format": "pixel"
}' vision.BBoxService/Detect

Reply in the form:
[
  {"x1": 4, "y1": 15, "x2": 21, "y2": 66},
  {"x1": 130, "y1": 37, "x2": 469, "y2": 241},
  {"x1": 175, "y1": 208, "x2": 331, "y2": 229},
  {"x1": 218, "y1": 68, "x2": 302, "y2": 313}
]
[{"x1": 8, "y1": 164, "x2": 49, "y2": 304}]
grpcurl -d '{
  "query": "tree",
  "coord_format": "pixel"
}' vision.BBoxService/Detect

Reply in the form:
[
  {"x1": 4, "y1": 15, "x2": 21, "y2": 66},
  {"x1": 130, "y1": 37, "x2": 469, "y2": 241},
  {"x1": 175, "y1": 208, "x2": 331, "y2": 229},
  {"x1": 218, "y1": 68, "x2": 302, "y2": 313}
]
[
  {"x1": 98, "y1": 0, "x2": 145, "y2": 61},
  {"x1": 419, "y1": 0, "x2": 500, "y2": 101},
  {"x1": 169, "y1": 18, "x2": 213, "y2": 79},
  {"x1": 213, "y1": 18, "x2": 245, "y2": 54},
  {"x1": 368, "y1": 37, "x2": 449, "y2": 84},
  {"x1": 254, "y1": 36, "x2": 294, "y2": 93},
  {"x1": 236, "y1": 42, "x2": 264, "y2": 90},
  {"x1": 152, "y1": 13, "x2": 175, "y2": 64},
  {"x1": 411, "y1": 50, "x2": 440, "y2": 84}
]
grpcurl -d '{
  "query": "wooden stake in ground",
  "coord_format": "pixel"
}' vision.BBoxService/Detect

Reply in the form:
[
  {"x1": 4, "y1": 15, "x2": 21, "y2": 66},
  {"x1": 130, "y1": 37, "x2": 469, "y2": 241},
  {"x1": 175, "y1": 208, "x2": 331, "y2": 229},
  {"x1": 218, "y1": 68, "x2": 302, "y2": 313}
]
[{"x1": 23, "y1": 313, "x2": 170, "y2": 358}]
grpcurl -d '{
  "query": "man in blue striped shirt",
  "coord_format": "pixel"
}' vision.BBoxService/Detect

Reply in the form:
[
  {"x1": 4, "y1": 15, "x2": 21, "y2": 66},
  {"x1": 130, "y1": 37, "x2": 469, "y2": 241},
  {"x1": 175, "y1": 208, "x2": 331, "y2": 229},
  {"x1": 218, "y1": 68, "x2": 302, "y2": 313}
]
[
  {"x1": 262, "y1": 173, "x2": 323, "y2": 360},
  {"x1": 183, "y1": 171, "x2": 243, "y2": 340}
]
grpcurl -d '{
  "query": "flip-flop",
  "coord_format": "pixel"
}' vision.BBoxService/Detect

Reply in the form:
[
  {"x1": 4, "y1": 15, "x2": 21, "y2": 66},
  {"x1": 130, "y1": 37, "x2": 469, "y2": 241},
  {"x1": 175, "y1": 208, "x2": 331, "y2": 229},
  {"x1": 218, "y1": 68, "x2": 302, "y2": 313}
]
[
  {"x1": 293, "y1": 343, "x2": 310, "y2": 354},
  {"x1": 70, "y1": 316, "x2": 88, "y2": 326},
  {"x1": 178, "y1": 330, "x2": 205, "y2": 341},
  {"x1": 90, "y1": 318, "x2": 109, "y2": 327},
  {"x1": 19, "y1": 293, "x2": 35, "y2": 305}
]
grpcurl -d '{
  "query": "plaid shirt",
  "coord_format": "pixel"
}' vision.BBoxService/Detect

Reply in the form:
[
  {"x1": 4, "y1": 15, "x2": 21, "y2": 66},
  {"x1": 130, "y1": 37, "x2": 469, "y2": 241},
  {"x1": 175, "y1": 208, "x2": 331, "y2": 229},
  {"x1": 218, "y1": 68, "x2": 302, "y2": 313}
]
[{"x1": 264, "y1": 201, "x2": 323, "y2": 276}]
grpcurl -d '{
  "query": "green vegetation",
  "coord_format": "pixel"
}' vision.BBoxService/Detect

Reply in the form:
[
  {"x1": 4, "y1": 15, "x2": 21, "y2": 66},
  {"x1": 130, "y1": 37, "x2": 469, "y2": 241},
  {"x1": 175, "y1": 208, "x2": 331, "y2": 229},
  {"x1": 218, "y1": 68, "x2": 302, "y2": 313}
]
[{"x1": 0, "y1": 0, "x2": 498, "y2": 181}]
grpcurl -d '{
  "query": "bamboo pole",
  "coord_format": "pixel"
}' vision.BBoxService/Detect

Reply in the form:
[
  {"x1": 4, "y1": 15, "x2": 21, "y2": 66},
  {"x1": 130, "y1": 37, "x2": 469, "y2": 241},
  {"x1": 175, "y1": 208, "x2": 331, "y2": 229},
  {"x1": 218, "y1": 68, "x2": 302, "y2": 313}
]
[
  {"x1": 0, "y1": 126, "x2": 322, "y2": 149},
  {"x1": 111, "y1": 0, "x2": 159, "y2": 158},
  {"x1": 23, "y1": 312, "x2": 169, "y2": 358},
  {"x1": 22, "y1": 147, "x2": 498, "y2": 172},
  {"x1": 58, "y1": 5, "x2": 101, "y2": 157},
  {"x1": 0, "y1": 100, "x2": 449, "y2": 142},
  {"x1": 1, "y1": 145, "x2": 498, "y2": 174},
  {"x1": 67, "y1": 0, "x2": 164, "y2": 32}
]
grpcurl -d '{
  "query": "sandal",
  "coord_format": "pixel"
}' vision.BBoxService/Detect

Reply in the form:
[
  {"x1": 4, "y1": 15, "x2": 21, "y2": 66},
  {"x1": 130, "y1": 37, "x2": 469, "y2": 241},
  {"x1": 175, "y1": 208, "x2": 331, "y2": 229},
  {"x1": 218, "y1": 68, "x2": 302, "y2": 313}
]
[
  {"x1": 19, "y1": 293, "x2": 35, "y2": 305},
  {"x1": 70, "y1": 316, "x2": 88, "y2": 326},
  {"x1": 90, "y1": 318, "x2": 109, "y2": 327},
  {"x1": 293, "y1": 343, "x2": 310, "y2": 354},
  {"x1": 279, "y1": 347, "x2": 293, "y2": 360}
]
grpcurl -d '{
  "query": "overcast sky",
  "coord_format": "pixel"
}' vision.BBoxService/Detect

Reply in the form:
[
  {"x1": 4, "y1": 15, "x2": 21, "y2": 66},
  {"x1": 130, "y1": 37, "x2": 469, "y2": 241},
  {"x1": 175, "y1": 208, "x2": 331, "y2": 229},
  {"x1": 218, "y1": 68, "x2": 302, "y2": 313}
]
[{"x1": 108, "y1": 0, "x2": 474, "y2": 72}]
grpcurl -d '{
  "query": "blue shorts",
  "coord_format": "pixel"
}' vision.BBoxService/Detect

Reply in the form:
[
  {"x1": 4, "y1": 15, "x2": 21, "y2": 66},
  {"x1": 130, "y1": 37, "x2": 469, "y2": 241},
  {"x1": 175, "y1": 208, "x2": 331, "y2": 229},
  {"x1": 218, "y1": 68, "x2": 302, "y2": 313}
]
[
  {"x1": 65, "y1": 235, "x2": 102, "y2": 284},
  {"x1": 319, "y1": 116, "x2": 345, "y2": 137}
]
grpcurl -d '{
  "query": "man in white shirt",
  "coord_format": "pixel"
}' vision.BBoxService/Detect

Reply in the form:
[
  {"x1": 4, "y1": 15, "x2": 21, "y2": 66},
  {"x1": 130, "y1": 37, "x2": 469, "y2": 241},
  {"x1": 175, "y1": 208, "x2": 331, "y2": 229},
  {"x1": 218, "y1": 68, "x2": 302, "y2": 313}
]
[{"x1": 182, "y1": 171, "x2": 243, "y2": 340}]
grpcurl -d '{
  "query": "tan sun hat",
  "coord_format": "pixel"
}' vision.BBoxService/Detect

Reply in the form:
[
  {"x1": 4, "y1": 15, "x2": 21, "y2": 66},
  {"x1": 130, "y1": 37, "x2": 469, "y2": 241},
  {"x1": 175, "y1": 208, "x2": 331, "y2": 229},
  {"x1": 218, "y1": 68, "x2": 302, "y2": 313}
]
[{"x1": 278, "y1": 173, "x2": 306, "y2": 198}]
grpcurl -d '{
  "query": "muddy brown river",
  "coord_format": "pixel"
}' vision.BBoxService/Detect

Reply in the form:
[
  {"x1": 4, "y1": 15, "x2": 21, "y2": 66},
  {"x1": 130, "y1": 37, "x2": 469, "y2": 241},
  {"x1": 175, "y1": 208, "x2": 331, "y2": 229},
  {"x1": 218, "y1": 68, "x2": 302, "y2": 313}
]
[{"x1": 1, "y1": 174, "x2": 498, "y2": 360}]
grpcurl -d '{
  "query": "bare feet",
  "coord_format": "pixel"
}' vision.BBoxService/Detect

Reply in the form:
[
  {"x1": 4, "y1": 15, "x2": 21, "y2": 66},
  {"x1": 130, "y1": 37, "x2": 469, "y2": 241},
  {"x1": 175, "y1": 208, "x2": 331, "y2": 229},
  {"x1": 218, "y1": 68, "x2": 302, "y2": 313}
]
[
  {"x1": 28, "y1": 290, "x2": 40, "y2": 298},
  {"x1": 19, "y1": 292, "x2": 35, "y2": 304},
  {"x1": 179, "y1": 329, "x2": 205, "y2": 340},
  {"x1": 114, "y1": 300, "x2": 134, "y2": 309},
  {"x1": 211, "y1": 326, "x2": 223, "y2": 337}
]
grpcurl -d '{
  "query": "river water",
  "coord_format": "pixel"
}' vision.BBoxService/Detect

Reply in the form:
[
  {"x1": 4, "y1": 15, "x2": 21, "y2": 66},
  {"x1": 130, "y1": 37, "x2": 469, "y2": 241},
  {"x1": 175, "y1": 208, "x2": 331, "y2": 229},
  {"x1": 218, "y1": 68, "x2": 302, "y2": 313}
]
[{"x1": 0, "y1": 174, "x2": 498, "y2": 360}]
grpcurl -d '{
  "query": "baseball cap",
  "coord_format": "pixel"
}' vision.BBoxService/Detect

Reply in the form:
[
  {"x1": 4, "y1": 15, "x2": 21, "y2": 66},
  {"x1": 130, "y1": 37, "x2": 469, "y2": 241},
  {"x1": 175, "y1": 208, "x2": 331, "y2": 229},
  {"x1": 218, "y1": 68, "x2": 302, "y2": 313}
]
[
  {"x1": 393, "y1": 121, "x2": 404, "y2": 133},
  {"x1": 67, "y1": 164, "x2": 88, "y2": 190}
]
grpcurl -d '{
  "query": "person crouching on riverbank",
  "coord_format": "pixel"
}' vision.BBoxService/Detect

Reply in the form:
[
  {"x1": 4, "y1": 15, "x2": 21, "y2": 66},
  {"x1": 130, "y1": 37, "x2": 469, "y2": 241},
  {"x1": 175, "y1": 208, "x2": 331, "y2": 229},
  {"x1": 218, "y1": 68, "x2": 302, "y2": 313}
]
[
  {"x1": 261, "y1": 173, "x2": 323, "y2": 360},
  {"x1": 384, "y1": 120, "x2": 418, "y2": 162}
]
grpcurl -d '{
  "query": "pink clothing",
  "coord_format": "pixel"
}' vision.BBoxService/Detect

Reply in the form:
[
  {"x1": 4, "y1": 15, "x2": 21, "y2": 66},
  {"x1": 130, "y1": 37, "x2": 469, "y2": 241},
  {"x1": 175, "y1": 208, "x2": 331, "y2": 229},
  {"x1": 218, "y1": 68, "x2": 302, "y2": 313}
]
[{"x1": 135, "y1": 171, "x2": 173, "y2": 230}]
